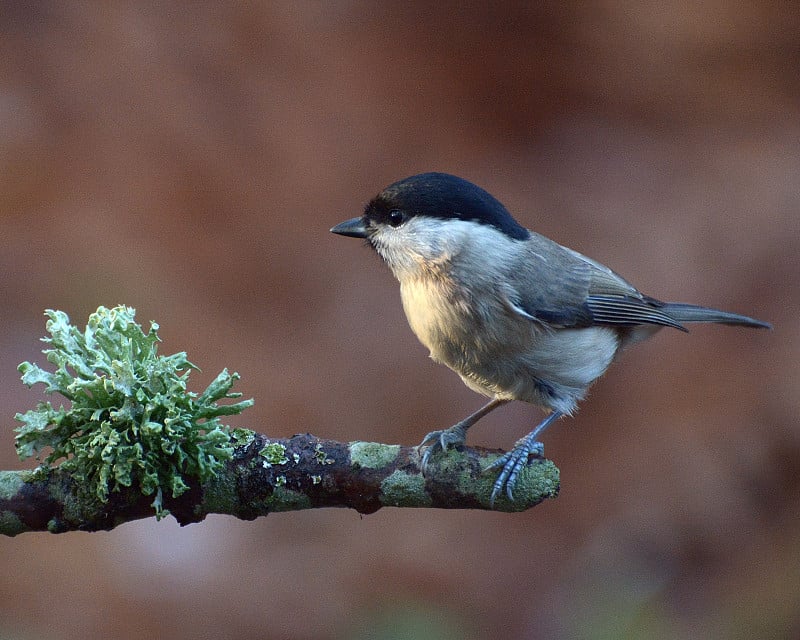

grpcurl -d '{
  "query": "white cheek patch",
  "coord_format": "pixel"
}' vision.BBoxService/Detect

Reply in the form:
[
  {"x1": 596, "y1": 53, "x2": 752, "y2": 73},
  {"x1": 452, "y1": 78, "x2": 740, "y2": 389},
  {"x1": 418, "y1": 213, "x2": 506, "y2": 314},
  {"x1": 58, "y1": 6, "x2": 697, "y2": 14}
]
[{"x1": 373, "y1": 217, "x2": 467, "y2": 278}]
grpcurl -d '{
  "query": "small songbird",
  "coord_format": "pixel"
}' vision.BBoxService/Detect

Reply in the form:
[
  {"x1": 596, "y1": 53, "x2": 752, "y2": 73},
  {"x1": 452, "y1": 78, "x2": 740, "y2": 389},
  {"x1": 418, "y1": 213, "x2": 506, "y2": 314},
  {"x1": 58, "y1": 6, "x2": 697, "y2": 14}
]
[{"x1": 331, "y1": 172, "x2": 771, "y2": 505}]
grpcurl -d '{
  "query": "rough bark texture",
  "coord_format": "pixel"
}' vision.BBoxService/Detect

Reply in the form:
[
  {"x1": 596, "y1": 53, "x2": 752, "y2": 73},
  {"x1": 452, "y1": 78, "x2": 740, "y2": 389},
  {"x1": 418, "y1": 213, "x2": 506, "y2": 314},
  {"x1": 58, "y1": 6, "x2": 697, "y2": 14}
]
[{"x1": 0, "y1": 432, "x2": 559, "y2": 535}]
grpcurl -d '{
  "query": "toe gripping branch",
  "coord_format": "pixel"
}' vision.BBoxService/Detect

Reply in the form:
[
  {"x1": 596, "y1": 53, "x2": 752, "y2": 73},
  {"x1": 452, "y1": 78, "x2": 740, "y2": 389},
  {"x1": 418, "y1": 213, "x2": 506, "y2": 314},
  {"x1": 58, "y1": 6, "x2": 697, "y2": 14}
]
[{"x1": 483, "y1": 411, "x2": 563, "y2": 507}]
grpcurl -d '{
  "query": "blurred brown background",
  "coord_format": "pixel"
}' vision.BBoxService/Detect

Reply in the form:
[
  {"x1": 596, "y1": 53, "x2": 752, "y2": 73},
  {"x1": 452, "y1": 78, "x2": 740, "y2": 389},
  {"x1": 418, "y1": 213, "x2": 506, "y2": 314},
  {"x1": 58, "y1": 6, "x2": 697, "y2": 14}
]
[{"x1": 1, "y1": 3, "x2": 798, "y2": 639}]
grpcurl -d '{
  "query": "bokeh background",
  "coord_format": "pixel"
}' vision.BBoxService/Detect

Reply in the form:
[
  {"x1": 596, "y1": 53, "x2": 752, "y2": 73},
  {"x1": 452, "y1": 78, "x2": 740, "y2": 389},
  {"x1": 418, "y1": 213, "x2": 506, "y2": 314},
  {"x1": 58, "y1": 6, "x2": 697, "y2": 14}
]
[{"x1": 1, "y1": 3, "x2": 798, "y2": 639}]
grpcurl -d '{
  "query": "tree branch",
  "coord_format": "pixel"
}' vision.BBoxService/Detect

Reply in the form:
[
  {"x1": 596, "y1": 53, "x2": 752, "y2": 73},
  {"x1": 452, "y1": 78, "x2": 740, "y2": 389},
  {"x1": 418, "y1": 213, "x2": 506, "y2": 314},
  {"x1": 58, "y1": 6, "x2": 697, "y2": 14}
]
[{"x1": 0, "y1": 432, "x2": 559, "y2": 535}]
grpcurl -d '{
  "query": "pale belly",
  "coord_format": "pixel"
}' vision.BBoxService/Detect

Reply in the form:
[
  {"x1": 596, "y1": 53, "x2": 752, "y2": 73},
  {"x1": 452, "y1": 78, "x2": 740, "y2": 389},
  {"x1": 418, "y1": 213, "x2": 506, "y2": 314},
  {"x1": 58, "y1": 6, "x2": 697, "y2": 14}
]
[{"x1": 400, "y1": 279, "x2": 620, "y2": 414}]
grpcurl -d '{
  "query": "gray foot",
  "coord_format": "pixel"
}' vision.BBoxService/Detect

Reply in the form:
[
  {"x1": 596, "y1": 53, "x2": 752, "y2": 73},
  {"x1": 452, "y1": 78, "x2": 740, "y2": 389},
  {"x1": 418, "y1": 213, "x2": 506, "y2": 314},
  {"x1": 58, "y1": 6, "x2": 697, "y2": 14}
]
[
  {"x1": 484, "y1": 437, "x2": 545, "y2": 506},
  {"x1": 418, "y1": 422, "x2": 468, "y2": 471}
]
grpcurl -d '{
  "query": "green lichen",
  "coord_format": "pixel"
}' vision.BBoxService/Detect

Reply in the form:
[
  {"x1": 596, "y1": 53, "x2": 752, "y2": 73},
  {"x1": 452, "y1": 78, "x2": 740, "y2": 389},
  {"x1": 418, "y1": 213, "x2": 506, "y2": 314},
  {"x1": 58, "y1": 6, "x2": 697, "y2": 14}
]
[
  {"x1": 380, "y1": 470, "x2": 432, "y2": 507},
  {"x1": 47, "y1": 472, "x2": 97, "y2": 525},
  {"x1": 0, "y1": 471, "x2": 24, "y2": 500},
  {"x1": 349, "y1": 441, "x2": 400, "y2": 469},
  {"x1": 14, "y1": 306, "x2": 254, "y2": 520},
  {"x1": 0, "y1": 510, "x2": 27, "y2": 536},
  {"x1": 258, "y1": 442, "x2": 288, "y2": 467},
  {"x1": 479, "y1": 455, "x2": 560, "y2": 510},
  {"x1": 199, "y1": 473, "x2": 239, "y2": 517},
  {"x1": 313, "y1": 443, "x2": 335, "y2": 465},
  {"x1": 274, "y1": 475, "x2": 287, "y2": 486},
  {"x1": 20, "y1": 466, "x2": 50, "y2": 483},
  {"x1": 244, "y1": 484, "x2": 312, "y2": 514},
  {"x1": 268, "y1": 486, "x2": 311, "y2": 511},
  {"x1": 230, "y1": 428, "x2": 256, "y2": 447},
  {"x1": 434, "y1": 447, "x2": 472, "y2": 477},
  {"x1": 426, "y1": 448, "x2": 559, "y2": 509}
]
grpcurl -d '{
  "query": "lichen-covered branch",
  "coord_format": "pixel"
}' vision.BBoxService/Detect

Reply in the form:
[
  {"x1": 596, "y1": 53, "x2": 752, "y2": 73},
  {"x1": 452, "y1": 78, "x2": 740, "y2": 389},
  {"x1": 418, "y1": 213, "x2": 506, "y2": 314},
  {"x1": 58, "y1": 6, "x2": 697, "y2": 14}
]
[
  {"x1": 1, "y1": 307, "x2": 559, "y2": 535},
  {"x1": 0, "y1": 432, "x2": 559, "y2": 535}
]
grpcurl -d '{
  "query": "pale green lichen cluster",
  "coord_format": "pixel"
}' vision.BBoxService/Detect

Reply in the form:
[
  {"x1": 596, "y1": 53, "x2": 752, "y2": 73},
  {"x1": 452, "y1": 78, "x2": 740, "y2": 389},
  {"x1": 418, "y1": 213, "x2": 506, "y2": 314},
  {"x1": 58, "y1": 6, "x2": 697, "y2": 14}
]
[
  {"x1": 0, "y1": 472, "x2": 27, "y2": 536},
  {"x1": 380, "y1": 470, "x2": 432, "y2": 507},
  {"x1": 313, "y1": 442, "x2": 335, "y2": 465},
  {"x1": 0, "y1": 470, "x2": 24, "y2": 500},
  {"x1": 14, "y1": 306, "x2": 253, "y2": 519},
  {"x1": 477, "y1": 455, "x2": 560, "y2": 509},
  {"x1": 230, "y1": 428, "x2": 256, "y2": 448},
  {"x1": 0, "y1": 511, "x2": 25, "y2": 536},
  {"x1": 349, "y1": 441, "x2": 400, "y2": 469},
  {"x1": 268, "y1": 486, "x2": 311, "y2": 511},
  {"x1": 258, "y1": 441, "x2": 289, "y2": 467}
]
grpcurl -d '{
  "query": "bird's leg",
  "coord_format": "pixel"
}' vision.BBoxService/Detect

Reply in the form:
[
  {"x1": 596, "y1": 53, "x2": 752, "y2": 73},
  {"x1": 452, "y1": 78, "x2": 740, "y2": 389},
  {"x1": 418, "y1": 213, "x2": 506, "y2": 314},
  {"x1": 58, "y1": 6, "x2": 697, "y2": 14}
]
[
  {"x1": 418, "y1": 398, "x2": 508, "y2": 471},
  {"x1": 485, "y1": 410, "x2": 563, "y2": 507}
]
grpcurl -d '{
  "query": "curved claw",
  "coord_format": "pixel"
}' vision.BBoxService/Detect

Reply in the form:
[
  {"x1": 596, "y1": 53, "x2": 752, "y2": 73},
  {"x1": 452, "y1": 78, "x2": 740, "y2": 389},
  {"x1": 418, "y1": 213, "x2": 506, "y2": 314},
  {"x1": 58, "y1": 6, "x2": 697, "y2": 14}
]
[
  {"x1": 485, "y1": 410, "x2": 561, "y2": 507},
  {"x1": 420, "y1": 447, "x2": 437, "y2": 472},
  {"x1": 417, "y1": 423, "x2": 469, "y2": 472},
  {"x1": 486, "y1": 440, "x2": 545, "y2": 507}
]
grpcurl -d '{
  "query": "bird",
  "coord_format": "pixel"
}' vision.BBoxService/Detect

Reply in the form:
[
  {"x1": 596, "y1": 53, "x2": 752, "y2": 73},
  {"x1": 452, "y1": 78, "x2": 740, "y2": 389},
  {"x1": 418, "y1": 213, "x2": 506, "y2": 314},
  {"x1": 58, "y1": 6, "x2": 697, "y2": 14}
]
[{"x1": 330, "y1": 172, "x2": 771, "y2": 506}]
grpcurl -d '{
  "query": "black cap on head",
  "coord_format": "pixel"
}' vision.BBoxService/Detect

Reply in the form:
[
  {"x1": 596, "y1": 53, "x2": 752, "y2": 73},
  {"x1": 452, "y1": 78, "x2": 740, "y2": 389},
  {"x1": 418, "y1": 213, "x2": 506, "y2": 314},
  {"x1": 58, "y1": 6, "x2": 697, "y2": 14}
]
[{"x1": 365, "y1": 172, "x2": 530, "y2": 240}]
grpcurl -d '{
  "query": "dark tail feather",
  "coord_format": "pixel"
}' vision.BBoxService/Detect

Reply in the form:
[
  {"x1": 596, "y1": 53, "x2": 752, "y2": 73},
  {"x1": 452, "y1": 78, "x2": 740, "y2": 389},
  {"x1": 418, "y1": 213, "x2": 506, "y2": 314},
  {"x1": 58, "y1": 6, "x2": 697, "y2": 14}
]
[{"x1": 661, "y1": 302, "x2": 772, "y2": 329}]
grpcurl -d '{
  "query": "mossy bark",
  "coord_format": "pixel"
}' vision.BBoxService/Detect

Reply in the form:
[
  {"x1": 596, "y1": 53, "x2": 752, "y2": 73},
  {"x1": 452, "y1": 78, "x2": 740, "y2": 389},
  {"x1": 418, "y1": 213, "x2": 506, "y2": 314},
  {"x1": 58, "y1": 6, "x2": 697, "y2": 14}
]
[{"x1": 0, "y1": 432, "x2": 559, "y2": 535}]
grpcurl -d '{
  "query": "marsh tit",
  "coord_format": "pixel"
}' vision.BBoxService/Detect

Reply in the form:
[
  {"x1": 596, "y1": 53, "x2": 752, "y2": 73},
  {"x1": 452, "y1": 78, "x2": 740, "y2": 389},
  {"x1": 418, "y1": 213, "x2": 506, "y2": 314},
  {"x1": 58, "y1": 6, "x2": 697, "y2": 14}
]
[{"x1": 331, "y1": 172, "x2": 771, "y2": 506}]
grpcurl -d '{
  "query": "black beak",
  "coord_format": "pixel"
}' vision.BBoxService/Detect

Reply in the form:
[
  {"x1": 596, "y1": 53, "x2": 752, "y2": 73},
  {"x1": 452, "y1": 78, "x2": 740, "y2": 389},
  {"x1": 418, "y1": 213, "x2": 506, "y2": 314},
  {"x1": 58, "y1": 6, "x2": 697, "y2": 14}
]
[{"x1": 330, "y1": 217, "x2": 368, "y2": 239}]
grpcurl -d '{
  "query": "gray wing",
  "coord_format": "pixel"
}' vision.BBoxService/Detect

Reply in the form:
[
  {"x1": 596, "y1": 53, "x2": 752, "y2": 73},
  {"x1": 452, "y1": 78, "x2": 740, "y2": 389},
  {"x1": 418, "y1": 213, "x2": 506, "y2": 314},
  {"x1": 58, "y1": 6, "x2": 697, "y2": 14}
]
[{"x1": 505, "y1": 232, "x2": 687, "y2": 331}]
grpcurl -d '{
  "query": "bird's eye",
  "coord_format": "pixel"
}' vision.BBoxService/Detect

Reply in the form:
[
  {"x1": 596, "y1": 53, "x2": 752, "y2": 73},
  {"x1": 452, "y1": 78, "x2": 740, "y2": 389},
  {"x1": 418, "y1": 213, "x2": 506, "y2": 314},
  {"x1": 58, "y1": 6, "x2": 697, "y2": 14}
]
[{"x1": 388, "y1": 210, "x2": 405, "y2": 227}]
